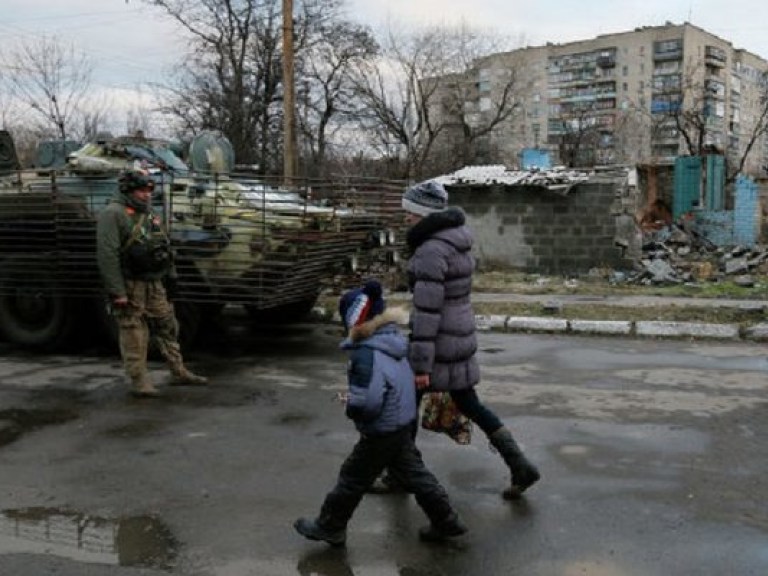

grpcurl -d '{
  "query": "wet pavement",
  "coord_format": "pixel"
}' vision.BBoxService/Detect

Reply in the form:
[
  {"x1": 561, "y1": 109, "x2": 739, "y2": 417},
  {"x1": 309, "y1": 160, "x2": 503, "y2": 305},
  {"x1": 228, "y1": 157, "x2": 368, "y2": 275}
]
[{"x1": 0, "y1": 323, "x2": 767, "y2": 575}]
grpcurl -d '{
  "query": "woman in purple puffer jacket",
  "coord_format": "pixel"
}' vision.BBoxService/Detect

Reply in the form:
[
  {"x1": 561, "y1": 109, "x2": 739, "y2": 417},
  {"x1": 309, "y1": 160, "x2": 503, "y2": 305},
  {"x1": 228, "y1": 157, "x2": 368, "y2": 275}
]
[{"x1": 399, "y1": 180, "x2": 541, "y2": 500}]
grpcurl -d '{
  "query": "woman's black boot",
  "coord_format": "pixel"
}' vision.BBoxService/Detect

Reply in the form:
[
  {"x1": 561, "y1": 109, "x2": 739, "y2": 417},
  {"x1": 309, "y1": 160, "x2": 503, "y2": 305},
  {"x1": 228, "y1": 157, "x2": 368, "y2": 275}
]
[{"x1": 489, "y1": 427, "x2": 541, "y2": 500}]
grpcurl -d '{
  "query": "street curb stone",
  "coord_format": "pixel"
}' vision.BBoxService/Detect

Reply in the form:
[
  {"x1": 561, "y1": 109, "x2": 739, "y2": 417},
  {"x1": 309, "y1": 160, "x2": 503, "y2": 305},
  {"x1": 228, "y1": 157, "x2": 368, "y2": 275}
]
[
  {"x1": 744, "y1": 323, "x2": 768, "y2": 341},
  {"x1": 635, "y1": 321, "x2": 740, "y2": 339},
  {"x1": 476, "y1": 315, "x2": 508, "y2": 331},
  {"x1": 569, "y1": 320, "x2": 633, "y2": 335},
  {"x1": 312, "y1": 306, "x2": 758, "y2": 341},
  {"x1": 506, "y1": 316, "x2": 568, "y2": 333}
]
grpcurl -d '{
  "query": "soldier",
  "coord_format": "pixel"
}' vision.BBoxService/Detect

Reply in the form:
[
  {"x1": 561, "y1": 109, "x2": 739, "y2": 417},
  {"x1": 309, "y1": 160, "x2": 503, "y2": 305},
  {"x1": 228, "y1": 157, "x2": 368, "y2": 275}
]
[{"x1": 97, "y1": 169, "x2": 208, "y2": 398}]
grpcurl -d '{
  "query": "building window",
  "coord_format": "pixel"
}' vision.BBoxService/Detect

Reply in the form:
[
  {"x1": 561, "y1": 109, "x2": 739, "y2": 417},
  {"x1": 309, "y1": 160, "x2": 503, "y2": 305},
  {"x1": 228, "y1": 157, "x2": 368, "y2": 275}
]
[
  {"x1": 622, "y1": 82, "x2": 628, "y2": 91},
  {"x1": 622, "y1": 65, "x2": 628, "y2": 76},
  {"x1": 479, "y1": 97, "x2": 492, "y2": 112}
]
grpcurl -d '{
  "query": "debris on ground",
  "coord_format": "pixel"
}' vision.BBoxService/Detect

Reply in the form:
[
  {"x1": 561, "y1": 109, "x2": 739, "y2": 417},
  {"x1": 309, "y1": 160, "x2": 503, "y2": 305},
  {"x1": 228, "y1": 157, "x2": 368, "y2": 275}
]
[{"x1": 622, "y1": 221, "x2": 768, "y2": 286}]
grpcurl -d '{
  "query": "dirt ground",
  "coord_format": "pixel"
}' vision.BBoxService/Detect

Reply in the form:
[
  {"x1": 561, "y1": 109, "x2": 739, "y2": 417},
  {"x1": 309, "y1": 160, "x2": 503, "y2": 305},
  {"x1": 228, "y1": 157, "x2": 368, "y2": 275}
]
[
  {"x1": 471, "y1": 271, "x2": 768, "y2": 323},
  {"x1": 322, "y1": 271, "x2": 768, "y2": 325}
]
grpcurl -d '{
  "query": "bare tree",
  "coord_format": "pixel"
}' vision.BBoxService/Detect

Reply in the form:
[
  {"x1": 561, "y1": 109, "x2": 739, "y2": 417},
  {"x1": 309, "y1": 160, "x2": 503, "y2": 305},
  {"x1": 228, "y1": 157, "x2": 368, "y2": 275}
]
[
  {"x1": 650, "y1": 62, "x2": 768, "y2": 180},
  {"x1": 144, "y1": 0, "x2": 266, "y2": 166},
  {"x1": 352, "y1": 29, "x2": 441, "y2": 179},
  {"x1": 296, "y1": 19, "x2": 378, "y2": 176},
  {"x1": 612, "y1": 107, "x2": 653, "y2": 166},
  {"x1": 352, "y1": 22, "x2": 522, "y2": 180},
  {"x1": 1, "y1": 36, "x2": 93, "y2": 141},
  {"x1": 553, "y1": 103, "x2": 603, "y2": 168},
  {"x1": 0, "y1": 79, "x2": 21, "y2": 129},
  {"x1": 729, "y1": 77, "x2": 768, "y2": 179},
  {"x1": 431, "y1": 25, "x2": 522, "y2": 168},
  {"x1": 144, "y1": 0, "x2": 355, "y2": 174},
  {"x1": 650, "y1": 63, "x2": 714, "y2": 157}
]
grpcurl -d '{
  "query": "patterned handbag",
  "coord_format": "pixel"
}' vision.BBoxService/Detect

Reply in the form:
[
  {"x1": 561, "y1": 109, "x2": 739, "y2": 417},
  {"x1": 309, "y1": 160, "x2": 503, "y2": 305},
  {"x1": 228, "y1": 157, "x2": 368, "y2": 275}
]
[{"x1": 420, "y1": 391, "x2": 472, "y2": 445}]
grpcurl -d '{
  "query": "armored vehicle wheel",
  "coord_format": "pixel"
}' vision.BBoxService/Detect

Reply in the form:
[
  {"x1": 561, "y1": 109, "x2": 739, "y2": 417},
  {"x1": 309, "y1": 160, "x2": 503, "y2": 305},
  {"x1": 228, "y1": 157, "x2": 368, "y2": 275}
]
[
  {"x1": 173, "y1": 301, "x2": 202, "y2": 349},
  {"x1": 245, "y1": 296, "x2": 318, "y2": 324},
  {"x1": 0, "y1": 260, "x2": 82, "y2": 350}
]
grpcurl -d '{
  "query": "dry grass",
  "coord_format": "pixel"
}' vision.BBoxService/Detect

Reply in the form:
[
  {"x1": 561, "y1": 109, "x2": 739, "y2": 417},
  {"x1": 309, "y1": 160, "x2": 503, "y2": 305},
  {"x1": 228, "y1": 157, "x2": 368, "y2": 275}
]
[
  {"x1": 470, "y1": 301, "x2": 764, "y2": 325},
  {"x1": 321, "y1": 270, "x2": 768, "y2": 325}
]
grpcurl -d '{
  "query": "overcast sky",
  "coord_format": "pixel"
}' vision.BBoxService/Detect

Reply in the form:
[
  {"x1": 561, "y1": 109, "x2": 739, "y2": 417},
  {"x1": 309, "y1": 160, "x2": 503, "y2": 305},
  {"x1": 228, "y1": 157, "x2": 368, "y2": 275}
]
[
  {"x1": 2, "y1": 0, "x2": 767, "y2": 123},
  {"x1": 345, "y1": 0, "x2": 768, "y2": 59}
]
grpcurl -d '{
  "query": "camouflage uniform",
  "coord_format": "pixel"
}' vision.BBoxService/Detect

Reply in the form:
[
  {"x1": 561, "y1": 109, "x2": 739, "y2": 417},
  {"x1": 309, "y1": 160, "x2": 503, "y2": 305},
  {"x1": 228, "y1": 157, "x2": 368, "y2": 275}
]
[
  {"x1": 114, "y1": 279, "x2": 185, "y2": 384},
  {"x1": 97, "y1": 185, "x2": 206, "y2": 395}
]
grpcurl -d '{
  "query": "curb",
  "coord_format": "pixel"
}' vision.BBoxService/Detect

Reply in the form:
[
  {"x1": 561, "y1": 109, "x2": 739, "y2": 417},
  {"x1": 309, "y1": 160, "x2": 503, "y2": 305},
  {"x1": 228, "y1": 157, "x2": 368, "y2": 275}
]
[
  {"x1": 496, "y1": 316, "x2": 754, "y2": 341},
  {"x1": 315, "y1": 308, "x2": 767, "y2": 341}
]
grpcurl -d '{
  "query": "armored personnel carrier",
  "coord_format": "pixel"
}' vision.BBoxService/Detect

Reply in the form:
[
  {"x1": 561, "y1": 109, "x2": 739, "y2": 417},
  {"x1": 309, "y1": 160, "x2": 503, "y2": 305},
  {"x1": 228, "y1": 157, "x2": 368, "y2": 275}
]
[{"x1": 0, "y1": 130, "x2": 404, "y2": 350}]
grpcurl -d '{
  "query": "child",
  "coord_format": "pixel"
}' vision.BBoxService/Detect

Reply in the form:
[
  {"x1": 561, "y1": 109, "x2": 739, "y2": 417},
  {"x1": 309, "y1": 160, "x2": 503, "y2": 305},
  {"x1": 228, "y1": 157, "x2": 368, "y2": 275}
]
[{"x1": 293, "y1": 280, "x2": 467, "y2": 546}]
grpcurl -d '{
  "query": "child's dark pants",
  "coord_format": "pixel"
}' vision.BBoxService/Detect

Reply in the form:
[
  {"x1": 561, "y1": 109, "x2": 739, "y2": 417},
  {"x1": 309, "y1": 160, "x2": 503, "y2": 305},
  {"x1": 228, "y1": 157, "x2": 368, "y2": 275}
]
[{"x1": 317, "y1": 425, "x2": 456, "y2": 531}]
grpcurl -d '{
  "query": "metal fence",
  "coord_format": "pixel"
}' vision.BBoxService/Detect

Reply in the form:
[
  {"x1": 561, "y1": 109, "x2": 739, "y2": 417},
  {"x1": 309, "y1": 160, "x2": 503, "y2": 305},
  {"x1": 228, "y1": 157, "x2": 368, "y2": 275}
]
[{"x1": 0, "y1": 170, "x2": 406, "y2": 311}]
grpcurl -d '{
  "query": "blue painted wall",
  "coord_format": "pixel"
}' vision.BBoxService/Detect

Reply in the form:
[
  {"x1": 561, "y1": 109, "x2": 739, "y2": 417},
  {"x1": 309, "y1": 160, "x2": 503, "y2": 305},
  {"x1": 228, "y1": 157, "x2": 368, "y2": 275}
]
[
  {"x1": 733, "y1": 175, "x2": 758, "y2": 246},
  {"x1": 673, "y1": 157, "x2": 702, "y2": 218},
  {"x1": 693, "y1": 175, "x2": 759, "y2": 247},
  {"x1": 520, "y1": 148, "x2": 551, "y2": 170}
]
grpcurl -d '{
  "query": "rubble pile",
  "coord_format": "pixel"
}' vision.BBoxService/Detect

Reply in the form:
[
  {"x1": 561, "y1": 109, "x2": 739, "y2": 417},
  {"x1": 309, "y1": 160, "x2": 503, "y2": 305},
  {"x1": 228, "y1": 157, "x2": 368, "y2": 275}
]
[
  {"x1": 434, "y1": 165, "x2": 593, "y2": 193},
  {"x1": 626, "y1": 223, "x2": 768, "y2": 286}
]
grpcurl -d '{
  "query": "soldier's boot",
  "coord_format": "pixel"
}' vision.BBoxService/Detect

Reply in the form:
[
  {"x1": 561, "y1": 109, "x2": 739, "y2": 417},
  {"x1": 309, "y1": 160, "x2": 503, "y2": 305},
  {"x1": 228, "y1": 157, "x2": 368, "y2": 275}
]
[
  {"x1": 130, "y1": 375, "x2": 161, "y2": 398},
  {"x1": 169, "y1": 367, "x2": 208, "y2": 386},
  {"x1": 293, "y1": 517, "x2": 347, "y2": 547},
  {"x1": 489, "y1": 427, "x2": 541, "y2": 500}
]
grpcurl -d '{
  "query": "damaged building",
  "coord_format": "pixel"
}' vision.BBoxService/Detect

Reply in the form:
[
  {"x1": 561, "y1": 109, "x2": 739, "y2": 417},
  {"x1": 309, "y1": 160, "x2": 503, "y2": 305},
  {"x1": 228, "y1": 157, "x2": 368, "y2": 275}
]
[
  {"x1": 438, "y1": 162, "x2": 768, "y2": 284},
  {"x1": 438, "y1": 165, "x2": 640, "y2": 274}
]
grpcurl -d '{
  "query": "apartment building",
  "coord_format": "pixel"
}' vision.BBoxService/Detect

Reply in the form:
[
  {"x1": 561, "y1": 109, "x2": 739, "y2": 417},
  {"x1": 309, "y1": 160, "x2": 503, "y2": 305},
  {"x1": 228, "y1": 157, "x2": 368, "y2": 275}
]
[{"x1": 442, "y1": 22, "x2": 768, "y2": 175}]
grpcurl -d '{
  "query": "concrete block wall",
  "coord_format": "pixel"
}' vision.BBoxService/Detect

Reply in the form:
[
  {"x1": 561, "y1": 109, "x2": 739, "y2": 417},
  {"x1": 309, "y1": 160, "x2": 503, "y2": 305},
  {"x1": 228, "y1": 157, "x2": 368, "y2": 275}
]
[{"x1": 448, "y1": 178, "x2": 631, "y2": 274}]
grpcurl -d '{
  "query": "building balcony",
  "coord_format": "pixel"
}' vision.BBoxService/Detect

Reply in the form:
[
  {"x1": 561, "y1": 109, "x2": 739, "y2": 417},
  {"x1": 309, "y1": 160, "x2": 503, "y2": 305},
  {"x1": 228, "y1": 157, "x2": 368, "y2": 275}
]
[
  {"x1": 653, "y1": 49, "x2": 682, "y2": 62},
  {"x1": 652, "y1": 134, "x2": 680, "y2": 145},
  {"x1": 652, "y1": 85, "x2": 681, "y2": 95},
  {"x1": 597, "y1": 55, "x2": 616, "y2": 68},
  {"x1": 558, "y1": 61, "x2": 597, "y2": 72},
  {"x1": 555, "y1": 77, "x2": 597, "y2": 88},
  {"x1": 705, "y1": 57, "x2": 726, "y2": 68},
  {"x1": 651, "y1": 100, "x2": 682, "y2": 114},
  {"x1": 559, "y1": 94, "x2": 596, "y2": 103},
  {"x1": 705, "y1": 46, "x2": 727, "y2": 67},
  {"x1": 653, "y1": 66, "x2": 681, "y2": 76}
]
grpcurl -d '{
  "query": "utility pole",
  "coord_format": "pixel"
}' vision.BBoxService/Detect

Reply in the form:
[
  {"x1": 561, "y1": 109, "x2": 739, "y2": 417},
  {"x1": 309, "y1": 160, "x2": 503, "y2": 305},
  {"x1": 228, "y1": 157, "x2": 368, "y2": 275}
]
[{"x1": 282, "y1": 0, "x2": 297, "y2": 183}]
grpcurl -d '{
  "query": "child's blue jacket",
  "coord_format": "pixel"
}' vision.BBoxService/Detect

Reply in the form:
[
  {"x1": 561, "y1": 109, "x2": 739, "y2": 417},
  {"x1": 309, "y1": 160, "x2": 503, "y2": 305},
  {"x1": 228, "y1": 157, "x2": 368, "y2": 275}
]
[{"x1": 340, "y1": 309, "x2": 417, "y2": 435}]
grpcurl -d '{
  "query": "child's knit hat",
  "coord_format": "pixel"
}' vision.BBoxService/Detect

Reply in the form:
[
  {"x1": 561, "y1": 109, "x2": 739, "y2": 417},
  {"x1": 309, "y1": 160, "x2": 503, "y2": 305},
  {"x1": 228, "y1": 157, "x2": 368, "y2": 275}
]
[{"x1": 338, "y1": 280, "x2": 386, "y2": 330}]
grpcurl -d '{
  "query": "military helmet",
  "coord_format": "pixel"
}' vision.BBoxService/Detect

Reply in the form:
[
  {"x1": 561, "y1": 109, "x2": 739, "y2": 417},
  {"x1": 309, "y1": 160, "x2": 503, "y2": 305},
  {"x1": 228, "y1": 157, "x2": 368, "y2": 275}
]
[{"x1": 118, "y1": 169, "x2": 155, "y2": 194}]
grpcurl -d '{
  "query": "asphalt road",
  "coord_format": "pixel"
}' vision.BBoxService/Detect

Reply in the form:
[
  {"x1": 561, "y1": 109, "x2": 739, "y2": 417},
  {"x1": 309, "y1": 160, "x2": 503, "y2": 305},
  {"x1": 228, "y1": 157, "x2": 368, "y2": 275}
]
[{"x1": 0, "y1": 324, "x2": 767, "y2": 576}]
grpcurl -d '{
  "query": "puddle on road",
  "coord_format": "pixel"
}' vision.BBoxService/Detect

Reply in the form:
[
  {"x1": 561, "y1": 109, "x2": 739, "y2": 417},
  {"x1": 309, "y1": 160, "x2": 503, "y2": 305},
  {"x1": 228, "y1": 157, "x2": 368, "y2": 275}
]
[
  {"x1": 297, "y1": 547, "x2": 444, "y2": 576},
  {"x1": 0, "y1": 507, "x2": 177, "y2": 570},
  {"x1": 0, "y1": 408, "x2": 78, "y2": 447}
]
